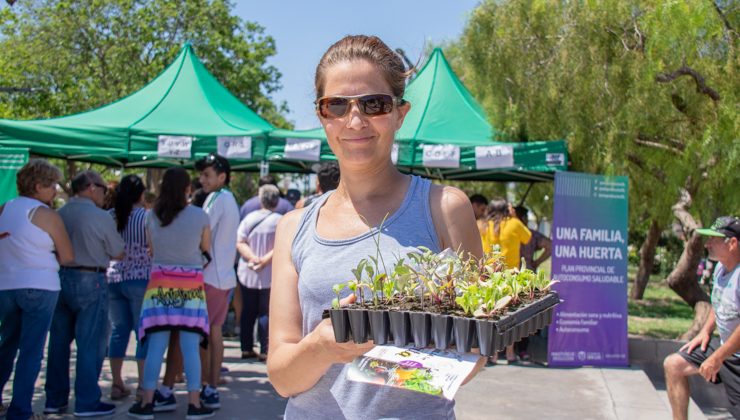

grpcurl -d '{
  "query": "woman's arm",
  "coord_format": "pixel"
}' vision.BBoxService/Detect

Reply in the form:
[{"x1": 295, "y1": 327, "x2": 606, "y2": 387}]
[
  {"x1": 429, "y1": 185, "x2": 484, "y2": 259},
  {"x1": 267, "y1": 210, "x2": 374, "y2": 398},
  {"x1": 200, "y1": 225, "x2": 211, "y2": 254},
  {"x1": 32, "y1": 206, "x2": 74, "y2": 265},
  {"x1": 253, "y1": 249, "x2": 273, "y2": 271},
  {"x1": 236, "y1": 240, "x2": 259, "y2": 263}
]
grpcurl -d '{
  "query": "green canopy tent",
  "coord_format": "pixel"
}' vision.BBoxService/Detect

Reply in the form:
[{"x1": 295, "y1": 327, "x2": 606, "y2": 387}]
[
  {"x1": 0, "y1": 148, "x2": 29, "y2": 205},
  {"x1": 0, "y1": 43, "x2": 287, "y2": 169},
  {"x1": 269, "y1": 48, "x2": 568, "y2": 182}
]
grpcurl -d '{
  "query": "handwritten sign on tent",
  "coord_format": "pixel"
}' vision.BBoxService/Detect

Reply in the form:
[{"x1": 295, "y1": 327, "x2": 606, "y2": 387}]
[
  {"x1": 475, "y1": 145, "x2": 514, "y2": 169},
  {"x1": 422, "y1": 144, "x2": 460, "y2": 168},
  {"x1": 547, "y1": 153, "x2": 566, "y2": 166},
  {"x1": 157, "y1": 135, "x2": 192, "y2": 159},
  {"x1": 285, "y1": 138, "x2": 321, "y2": 162},
  {"x1": 217, "y1": 136, "x2": 252, "y2": 159}
]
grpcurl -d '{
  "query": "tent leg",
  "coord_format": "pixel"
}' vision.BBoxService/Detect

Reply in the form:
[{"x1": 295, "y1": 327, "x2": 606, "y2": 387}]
[{"x1": 260, "y1": 160, "x2": 270, "y2": 177}]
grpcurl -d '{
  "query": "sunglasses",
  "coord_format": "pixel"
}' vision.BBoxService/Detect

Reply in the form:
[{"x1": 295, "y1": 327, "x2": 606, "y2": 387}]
[
  {"x1": 315, "y1": 94, "x2": 404, "y2": 119},
  {"x1": 93, "y1": 182, "x2": 108, "y2": 193},
  {"x1": 202, "y1": 153, "x2": 229, "y2": 172}
]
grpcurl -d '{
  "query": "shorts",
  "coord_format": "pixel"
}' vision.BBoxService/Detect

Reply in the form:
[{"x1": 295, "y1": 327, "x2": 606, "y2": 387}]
[
  {"x1": 204, "y1": 284, "x2": 232, "y2": 328},
  {"x1": 679, "y1": 343, "x2": 740, "y2": 411}
]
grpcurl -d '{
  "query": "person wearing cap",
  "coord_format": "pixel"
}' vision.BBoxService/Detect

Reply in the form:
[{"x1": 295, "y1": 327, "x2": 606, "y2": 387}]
[
  {"x1": 45, "y1": 170, "x2": 125, "y2": 417},
  {"x1": 664, "y1": 216, "x2": 740, "y2": 420},
  {"x1": 194, "y1": 153, "x2": 240, "y2": 409}
]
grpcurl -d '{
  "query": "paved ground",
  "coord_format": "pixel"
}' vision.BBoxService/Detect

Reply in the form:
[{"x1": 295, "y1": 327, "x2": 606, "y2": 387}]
[{"x1": 2, "y1": 337, "x2": 716, "y2": 419}]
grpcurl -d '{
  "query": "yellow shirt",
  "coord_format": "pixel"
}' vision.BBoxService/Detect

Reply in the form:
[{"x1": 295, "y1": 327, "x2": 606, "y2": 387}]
[{"x1": 482, "y1": 217, "x2": 532, "y2": 269}]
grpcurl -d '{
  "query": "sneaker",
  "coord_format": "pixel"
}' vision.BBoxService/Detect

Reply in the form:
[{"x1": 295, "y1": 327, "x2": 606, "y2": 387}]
[
  {"x1": 73, "y1": 401, "x2": 116, "y2": 417},
  {"x1": 152, "y1": 390, "x2": 177, "y2": 412},
  {"x1": 127, "y1": 402, "x2": 154, "y2": 420},
  {"x1": 199, "y1": 386, "x2": 220, "y2": 409},
  {"x1": 186, "y1": 404, "x2": 214, "y2": 420},
  {"x1": 43, "y1": 404, "x2": 69, "y2": 414}
]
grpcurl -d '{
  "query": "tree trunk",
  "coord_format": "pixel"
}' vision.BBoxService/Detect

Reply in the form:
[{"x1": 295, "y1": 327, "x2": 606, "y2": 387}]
[
  {"x1": 630, "y1": 219, "x2": 662, "y2": 300},
  {"x1": 145, "y1": 168, "x2": 164, "y2": 194},
  {"x1": 665, "y1": 189, "x2": 710, "y2": 340},
  {"x1": 59, "y1": 159, "x2": 78, "y2": 196}
]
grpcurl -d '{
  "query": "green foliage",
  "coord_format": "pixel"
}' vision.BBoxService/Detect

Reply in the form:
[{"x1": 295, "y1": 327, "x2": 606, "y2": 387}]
[
  {"x1": 335, "y1": 247, "x2": 554, "y2": 317},
  {"x1": 0, "y1": 0, "x2": 290, "y2": 128},
  {"x1": 450, "y1": 0, "x2": 739, "y2": 230}
]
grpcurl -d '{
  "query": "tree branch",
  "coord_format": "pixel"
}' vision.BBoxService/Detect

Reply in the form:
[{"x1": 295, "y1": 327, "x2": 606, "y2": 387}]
[
  {"x1": 626, "y1": 152, "x2": 666, "y2": 181},
  {"x1": 633, "y1": 135, "x2": 683, "y2": 155},
  {"x1": 656, "y1": 65, "x2": 721, "y2": 102},
  {"x1": 712, "y1": 0, "x2": 737, "y2": 36}
]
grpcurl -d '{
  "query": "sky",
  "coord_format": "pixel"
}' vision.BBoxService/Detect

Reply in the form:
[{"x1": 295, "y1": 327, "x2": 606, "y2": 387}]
[{"x1": 234, "y1": 0, "x2": 481, "y2": 129}]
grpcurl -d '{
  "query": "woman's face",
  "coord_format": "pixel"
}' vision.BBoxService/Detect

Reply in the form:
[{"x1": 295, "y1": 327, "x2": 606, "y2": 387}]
[
  {"x1": 318, "y1": 60, "x2": 410, "y2": 171},
  {"x1": 35, "y1": 181, "x2": 58, "y2": 206}
]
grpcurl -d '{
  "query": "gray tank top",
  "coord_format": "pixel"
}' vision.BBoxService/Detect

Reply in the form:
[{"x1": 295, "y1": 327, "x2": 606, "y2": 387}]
[{"x1": 287, "y1": 175, "x2": 455, "y2": 420}]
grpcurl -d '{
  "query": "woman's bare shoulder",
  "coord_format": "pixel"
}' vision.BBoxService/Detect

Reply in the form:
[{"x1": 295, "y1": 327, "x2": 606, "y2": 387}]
[
  {"x1": 276, "y1": 207, "x2": 309, "y2": 238},
  {"x1": 429, "y1": 183, "x2": 473, "y2": 217}
]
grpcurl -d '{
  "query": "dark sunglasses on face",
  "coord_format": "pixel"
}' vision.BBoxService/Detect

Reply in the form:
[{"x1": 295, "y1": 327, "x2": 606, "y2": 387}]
[{"x1": 315, "y1": 94, "x2": 404, "y2": 119}]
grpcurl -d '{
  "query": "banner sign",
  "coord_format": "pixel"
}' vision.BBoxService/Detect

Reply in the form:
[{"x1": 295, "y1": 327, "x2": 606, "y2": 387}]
[
  {"x1": 548, "y1": 171, "x2": 629, "y2": 367},
  {"x1": 0, "y1": 148, "x2": 29, "y2": 205},
  {"x1": 422, "y1": 144, "x2": 460, "y2": 168},
  {"x1": 475, "y1": 145, "x2": 514, "y2": 169},
  {"x1": 217, "y1": 136, "x2": 252, "y2": 159},
  {"x1": 285, "y1": 138, "x2": 321, "y2": 162},
  {"x1": 157, "y1": 135, "x2": 192, "y2": 159}
]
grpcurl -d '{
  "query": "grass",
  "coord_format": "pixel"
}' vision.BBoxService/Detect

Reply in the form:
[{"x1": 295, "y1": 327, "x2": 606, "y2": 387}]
[{"x1": 626, "y1": 265, "x2": 703, "y2": 339}]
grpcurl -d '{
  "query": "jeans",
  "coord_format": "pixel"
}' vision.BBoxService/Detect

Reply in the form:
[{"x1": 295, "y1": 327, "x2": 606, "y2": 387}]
[
  {"x1": 45, "y1": 269, "x2": 109, "y2": 412},
  {"x1": 142, "y1": 330, "x2": 201, "y2": 392},
  {"x1": 0, "y1": 288, "x2": 59, "y2": 420},
  {"x1": 239, "y1": 285, "x2": 270, "y2": 354},
  {"x1": 108, "y1": 279, "x2": 149, "y2": 359}
]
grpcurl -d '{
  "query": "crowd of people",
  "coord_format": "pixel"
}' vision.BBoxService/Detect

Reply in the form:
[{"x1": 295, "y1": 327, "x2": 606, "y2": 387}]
[
  {"x1": 0, "y1": 34, "x2": 556, "y2": 420},
  {"x1": 6, "y1": 32, "x2": 734, "y2": 420},
  {"x1": 0, "y1": 154, "x2": 341, "y2": 420}
]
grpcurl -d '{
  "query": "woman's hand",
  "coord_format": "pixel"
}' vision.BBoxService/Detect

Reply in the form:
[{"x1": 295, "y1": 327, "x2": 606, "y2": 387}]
[
  {"x1": 310, "y1": 318, "x2": 375, "y2": 364},
  {"x1": 309, "y1": 294, "x2": 374, "y2": 364}
]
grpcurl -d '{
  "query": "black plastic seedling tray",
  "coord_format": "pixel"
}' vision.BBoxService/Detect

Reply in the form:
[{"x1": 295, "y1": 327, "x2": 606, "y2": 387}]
[{"x1": 323, "y1": 291, "x2": 560, "y2": 356}]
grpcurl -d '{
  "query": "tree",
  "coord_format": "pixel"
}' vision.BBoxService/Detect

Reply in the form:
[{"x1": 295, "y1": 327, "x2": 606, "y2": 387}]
[
  {"x1": 0, "y1": 0, "x2": 289, "y2": 128},
  {"x1": 454, "y1": 0, "x2": 739, "y2": 338}
]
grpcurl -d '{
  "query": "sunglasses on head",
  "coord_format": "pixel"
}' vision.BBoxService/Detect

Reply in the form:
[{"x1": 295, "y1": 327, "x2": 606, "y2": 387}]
[
  {"x1": 203, "y1": 153, "x2": 227, "y2": 172},
  {"x1": 315, "y1": 94, "x2": 404, "y2": 119}
]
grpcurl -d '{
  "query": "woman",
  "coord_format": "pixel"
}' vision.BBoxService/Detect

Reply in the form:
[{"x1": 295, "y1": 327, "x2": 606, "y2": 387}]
[
  {"x1": 107, "y1": 175, "x2": 150, "y2": 400},
  {"x1": 127, "y1": 168, "x2": 213, "y2": 419},
  {"x1": 481, "y1": 197, "x2": 532, "y2": 364},
  {"x1": 267, "y1": 35, "x2": 484, "y2": 419},
  {"x1": 236, "y1": 184, "x2": 282, "y2": 361},
  {"x1": 0, "y1": 159, "x2": 73, "y2": 420}
]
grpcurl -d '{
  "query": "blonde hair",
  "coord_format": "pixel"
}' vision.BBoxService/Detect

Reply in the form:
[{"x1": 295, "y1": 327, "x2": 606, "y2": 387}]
[{"x1": 16, "y1": 159, "x2": 62, "y2": 197}]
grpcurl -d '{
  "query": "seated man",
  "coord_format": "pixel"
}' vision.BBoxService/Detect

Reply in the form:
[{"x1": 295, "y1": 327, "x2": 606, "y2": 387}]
[{"x1": 664, "y1": 216, "x2": 740, "y2": 420}]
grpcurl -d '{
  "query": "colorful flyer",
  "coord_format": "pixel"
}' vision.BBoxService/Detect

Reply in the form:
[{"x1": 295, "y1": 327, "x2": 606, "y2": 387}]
[{"x1": 346, "y1": 345, "x2": 480, "y2": 400}]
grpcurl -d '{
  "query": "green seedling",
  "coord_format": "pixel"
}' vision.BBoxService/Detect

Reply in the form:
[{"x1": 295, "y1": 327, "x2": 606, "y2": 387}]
[{"x1": 331, "y1": 283, "x2": 346, "y2": 310}]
